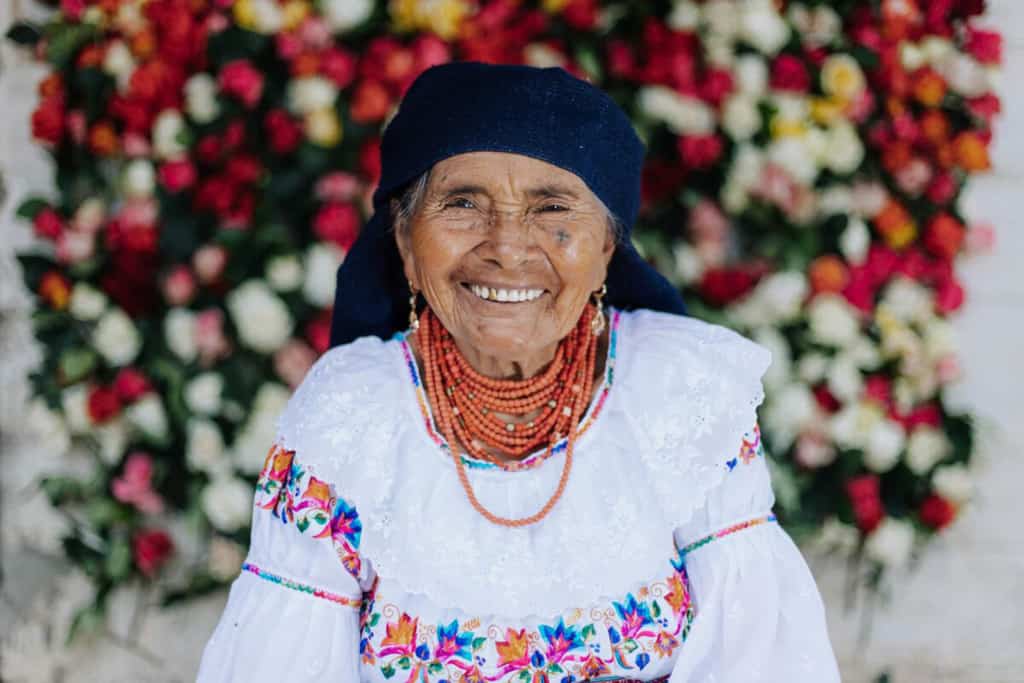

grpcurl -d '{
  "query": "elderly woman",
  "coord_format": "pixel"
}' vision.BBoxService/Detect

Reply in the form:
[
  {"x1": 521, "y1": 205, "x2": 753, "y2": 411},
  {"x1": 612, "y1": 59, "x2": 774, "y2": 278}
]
[{"x1": 197, "y1": 63, "x2": 840, "y2": 682}]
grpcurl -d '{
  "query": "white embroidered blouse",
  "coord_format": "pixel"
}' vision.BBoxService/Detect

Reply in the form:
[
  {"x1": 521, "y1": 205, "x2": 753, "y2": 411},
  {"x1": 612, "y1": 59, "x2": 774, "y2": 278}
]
[{"x1": 196, "y1": 309, "x2": 840, "y2": 682}]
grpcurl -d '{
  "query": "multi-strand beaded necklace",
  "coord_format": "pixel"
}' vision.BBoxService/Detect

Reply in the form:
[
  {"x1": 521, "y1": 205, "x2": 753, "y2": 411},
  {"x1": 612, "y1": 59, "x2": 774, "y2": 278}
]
[{"x1": 416, "y1": 305, "x2": 601, "y2": 527}]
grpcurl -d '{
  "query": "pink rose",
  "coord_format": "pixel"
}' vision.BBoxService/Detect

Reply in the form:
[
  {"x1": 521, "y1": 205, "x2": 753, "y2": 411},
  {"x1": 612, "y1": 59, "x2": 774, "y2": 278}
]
[
  {"x1": 965, "y1": 221, "x2": 996, "y2": 254},
  {"x1": 122, "y1": 132, "x2": 152, "y2": 157},
  {"x1": 67, "y1": 109, "x2": 87, "y2": 145},
  {"x1": 795, "y1": 431, "x2": 837, "y2": 469},
  {"x1": 56, "y1": 230, "x2": 95, "y2": 264},
  {"x1": 313, "y1": 202, "x2": 361, "y2": 251},
  {"x1": 33, "y1": 207, "x2": 64, "y2": 241},
  {"x1": 114, "y1": 367, "x2": 152, "y2": 401},
  {"x1": 964, "y1": 26, "x2": 1002, "y2": 65},
  {"x1": 274, "y1": 339, "x2": 317, "y2": 388},
  {"x1": 299, "y1": 17, "x2": 331, "y2": 50},
  {"x1": 275, "y1": 32, "x2": 303, "y2": 60},
  {"x1": 159, "y1": 159, "x2": 197, "y2": 192},
  {"x1": 218, "y1": 60, "x2": 264, "y2": 109},
  {"x1": 163, "y1": 265, "x2": 197, "y2": 305},
  {"x1": 321, "y1": 48, "x2": 357, "y2": 89},
  {"x1": 192, "y1": 244, "x2": 228, "y2": 284},
  {"x1": 195, "y1": 308, "x2": 231, "y2": 364},
  {"x1": 315, "y1": 172, "x2": 361, "y2": 203},
  {"x1": 894, "y1": 158, "x2": 932, "y2": 196},
  {"x1": 112, "y1": 452, "x2": 164, "y2": 515}
]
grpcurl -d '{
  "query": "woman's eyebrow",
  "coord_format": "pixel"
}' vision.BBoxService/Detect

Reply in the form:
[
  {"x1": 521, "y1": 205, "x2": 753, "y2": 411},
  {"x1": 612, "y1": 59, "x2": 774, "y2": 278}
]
[
  {"x1": 436, "y1": 183, "x2": 488, "y2": 197},
  {"x1": 525, "y1": 183, "x2": 580, "y2": 200}
]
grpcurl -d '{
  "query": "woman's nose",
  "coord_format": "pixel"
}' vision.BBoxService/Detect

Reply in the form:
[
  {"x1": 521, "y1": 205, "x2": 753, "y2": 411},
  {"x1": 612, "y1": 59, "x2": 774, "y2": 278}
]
[{"x1": 480, "y1": 210, "x2": 534, "y2": 268}]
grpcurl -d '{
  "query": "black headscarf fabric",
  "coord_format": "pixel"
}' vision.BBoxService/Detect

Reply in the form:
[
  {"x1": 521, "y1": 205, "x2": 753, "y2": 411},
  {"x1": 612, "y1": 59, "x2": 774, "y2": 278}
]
[{"x1": 329, "y1": 61, "x2": 687, "y2": 347}]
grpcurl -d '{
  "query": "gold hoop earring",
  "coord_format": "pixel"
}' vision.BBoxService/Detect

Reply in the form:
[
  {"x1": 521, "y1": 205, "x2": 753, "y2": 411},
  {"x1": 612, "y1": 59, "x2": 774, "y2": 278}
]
[
  {"x1": 408, "y1": 282, "x2": 420, "y2": 331},
  {"x1": 591, "y1": 283, "x2": 607, "y2": 336}
]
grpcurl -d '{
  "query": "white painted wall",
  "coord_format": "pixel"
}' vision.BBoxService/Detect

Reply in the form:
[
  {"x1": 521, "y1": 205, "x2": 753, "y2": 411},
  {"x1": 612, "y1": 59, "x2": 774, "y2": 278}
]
[{"x1": 1, "y1": 3, "x2": 1022, "y2": 681}]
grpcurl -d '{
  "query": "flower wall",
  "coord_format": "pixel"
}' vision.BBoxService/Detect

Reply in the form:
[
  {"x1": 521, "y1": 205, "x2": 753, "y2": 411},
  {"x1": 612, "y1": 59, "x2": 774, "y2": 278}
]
[{"x1": 7, "y1": 0, "x2": 1000, "y2": 627}]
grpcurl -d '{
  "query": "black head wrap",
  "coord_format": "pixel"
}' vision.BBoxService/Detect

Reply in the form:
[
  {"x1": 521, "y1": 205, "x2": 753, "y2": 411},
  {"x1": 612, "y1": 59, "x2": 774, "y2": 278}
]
[{"x1": 329, "y1": 61, "x2": 686, "y2": 347}]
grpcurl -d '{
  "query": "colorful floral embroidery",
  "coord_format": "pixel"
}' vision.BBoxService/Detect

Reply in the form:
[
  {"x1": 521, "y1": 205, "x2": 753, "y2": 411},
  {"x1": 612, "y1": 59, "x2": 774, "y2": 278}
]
[
  {"x1": 725, "y1": 423, "x2": 765, "y2": 471},
  {"x1": 677, "y1": 514, "x2": 778, "y2": 559},
  {"x1": 359, "y1": 550, "x2": 693, "y2": 682},
  {"x1": 396, "y1": 308, "x2": 621, "y2": 473},
  {"x1": 254, "y1": 444, "x2": 363, "y2": 580},
  {"x1": 241, "y1": 561, "x2": 361, "y2": 608}
]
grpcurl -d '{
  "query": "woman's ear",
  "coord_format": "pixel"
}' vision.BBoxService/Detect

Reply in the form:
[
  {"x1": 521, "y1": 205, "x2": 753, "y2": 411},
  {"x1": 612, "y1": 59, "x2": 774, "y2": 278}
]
[{"x1": 392, "y1": 201, "x2": 419, "y2": 290}]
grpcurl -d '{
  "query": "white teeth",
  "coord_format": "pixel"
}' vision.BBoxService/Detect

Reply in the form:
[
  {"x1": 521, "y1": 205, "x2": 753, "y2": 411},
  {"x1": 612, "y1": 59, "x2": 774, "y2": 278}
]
[{"x1": 468, "y1": 284, "x2": 544, "y2": 303}]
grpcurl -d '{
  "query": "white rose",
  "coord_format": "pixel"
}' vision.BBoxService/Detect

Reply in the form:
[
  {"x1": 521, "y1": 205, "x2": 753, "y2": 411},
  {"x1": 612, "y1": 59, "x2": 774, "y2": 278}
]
[
  {"x1": 829, "y1": 400, "x2": 880, "y2": 450},
  {"x1": 523, "y1": 43, "x2": 566, "y2": 68},
  {"x1": 720, "y1": 180, "x2": 749, "y2": 213},
  {"x1": 165, "y1": 308, "x2": 197, "y2": 363},
  {"x1": 763, "y1": 383, "x2": 817, "y2": 451},
  {"x1": 767, "y1": 137, "x2": 818, "y2": 185},
  {"x1": 185, "y1": 372, "x2": 224, "y2": 416},
  {"x1": 864, "y1": 518, "x2": 915, "y2": 569},
  {"x1": 287, "y1": 76, "x2": 339, "y2": 116},
  {"x1": 900, "y1": 43, "x2": 926, "y2": 71},
  {"x1": 69, "y1": 283, "x2": 108, "y2": 321},
  {"x1": 185, "y1": 73, "x2": 220, "y2": 124},
  {"x1": 102, "y1": 40, "x2": 136, "y2": 90},
  {"x1": 807, "y1": 6, "x2": 841, "y2": 47},
  {"x1": 734, "y1": 54, "x2": 768, "y2": 96},
  {"x1": 826, "y1": 353, "x2": 863, "y2": 403},
  {"x1": 201, "y1": 476, "x2": 254, "y2": 533},
  {"x1": 824, "y1": 121, "x2": 864, "y2": 175},
  {"x1": 321, "y1": 0, "x2": 373, "y2": 32},
  {"x1": 126, "y1": 394, "x2": 169, "y2": 441},
  {"x1": 921, "y1": 37, "x2": 955, "y2": 65},
  {"x1": 923, "y1": 317, "x2": 958, "y2": 360},
  {"x1": 304, "y1": 243, "x2": 345, "y2": 308},
  {"x1": 186, "y1": 418, "x2": 228, "y2": 475},
  {"x1": 740, "y1": 0, "x2": 790, "y2": 55},
  {"x1": 752, "y1": 327, "x2": 790, "y2": 391},
  {"x1": 863, "y1": 419, "x2": 906, "y2": 473},
  {"x1": 207, "y1": 536, "x2": 246, "y2": 581},
  {"x1": 265, "y1": 254, "x2": 304, "y2": 292},
  {"x1": 880, "y1": 277, "x2": 934, "y2": 324},
  {"x1": 701, "y1": 0, "x2": 740, "y2": 39},
  {"x1": 121, "y1": 159, "x2": 155, "y2": 199},
  {"x1": 938, "y1": 53, "x2": 989, "y2": 98},
  {"x1": 113, "y1": 1, "x2": 145, "y2": 34},
  {"x1": 808, "y1": 293, "x2": 861, "y2": 348},
  {"x1": 61, "y1": 384, "x2": 91, "y2": 434},
  {"x1": 637, "y1": 86, "x2": 715, "y2": 135},
  {"x1": 96, "y1": 419, "x2": 129, "y2": 465},
  {"x1": 227, "y1": 280, "x2": 294, "y2": 354},
  {"x1": 152, "y1": 109, "x2": 187, "y2": 160},
  {"x1": 232, "y1": 383, "x2": 291, "y2": 474},
  {"x1": 839, "y1": 216, "x2": 871, "y2": 265},
  {"x1": 667, "y1": 0, "x2": 700, "y2": 31},
  {"x1": 250, "y1": 0, "x2": 283, "y2": 33},
  {"x1": 27, "y1": 399, "x2": 71, "y2": 457},
  {"x1": 932, "y1": 464, "x2": 972, "y2": 504},
  {"x1": 848, "y1": 334, "x2": 882, "y2": 370},
  {"x1": 722, "y1": 95, "x2": 762, "y2": 141},
  {"x1": 905, "y1": 426, "x2": 952, "y2": 475},
  {"x1": 703, "y1": 36, "x2": 735, "y2": 68},
  {"x1": 731, "y1": 271, "x2": 808, "y2": 327},
  {"x1": 92, "y1": 308, "x2": 142, "y2": 367},
  {"x1": 817, "y1": 185, "x2": 852, "y2": 217},
  {"x1": 811, "y1": 517, "x2": 860, "y2": 554},
  {"x1": 797, "y1": 352, "x2": 829, "y2": 384},
  {"x1": 673, "y1": 244, "x2": 704, "y2": 285}
]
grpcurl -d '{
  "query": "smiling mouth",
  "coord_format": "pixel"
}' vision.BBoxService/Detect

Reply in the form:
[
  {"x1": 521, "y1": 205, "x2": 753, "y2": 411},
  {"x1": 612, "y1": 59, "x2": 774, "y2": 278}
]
[{"x1": 463, "y1": 283, "x2": 546, "y2": 303}]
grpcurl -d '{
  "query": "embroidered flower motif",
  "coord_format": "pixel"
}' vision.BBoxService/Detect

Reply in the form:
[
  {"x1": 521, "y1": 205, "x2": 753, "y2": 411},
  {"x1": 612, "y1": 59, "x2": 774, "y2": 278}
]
[
  {"x1": 495, "y1": 628, "x2": 530, "y2": 668},
  {"x1": 653, "y1": 630, "x2": 680, "y2": 658},
  {"x1": 379, "y1": 612, "x2": 419, "y2": 657},
  {"x1": 738, "y1": 423, "x2": 764, "y2": 464},
  {"x1": 539, "y1": 617, "x2": 584, "y2": 664},
  {"x1": 613, "y1": 594, "x2": 654, "y2": 640}
]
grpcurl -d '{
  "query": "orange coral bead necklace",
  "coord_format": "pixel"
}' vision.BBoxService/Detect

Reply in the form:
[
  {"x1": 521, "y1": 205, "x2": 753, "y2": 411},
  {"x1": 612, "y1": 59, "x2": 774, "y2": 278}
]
[{"x1": 416, "y1": 305, "x2": 600, "y2": 527}]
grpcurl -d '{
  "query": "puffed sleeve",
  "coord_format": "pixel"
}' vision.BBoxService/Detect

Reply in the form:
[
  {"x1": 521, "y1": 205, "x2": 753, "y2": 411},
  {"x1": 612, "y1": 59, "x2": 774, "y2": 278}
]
[
  {"x1": 668, "y1": 424, "x2": 841, "y2": 683},
  {"x1": 195, "y1": 440, "x2": 369, "y2": 681}
]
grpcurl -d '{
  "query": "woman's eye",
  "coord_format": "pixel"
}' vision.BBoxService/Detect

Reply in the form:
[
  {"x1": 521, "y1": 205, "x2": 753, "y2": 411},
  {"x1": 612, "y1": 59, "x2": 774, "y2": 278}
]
[
  {"x1": 445, "y1": 198, "x2": 476, "y2": 209},
  {"x1": 539, "y1": 203, "x2": 570, "y2": 213}
]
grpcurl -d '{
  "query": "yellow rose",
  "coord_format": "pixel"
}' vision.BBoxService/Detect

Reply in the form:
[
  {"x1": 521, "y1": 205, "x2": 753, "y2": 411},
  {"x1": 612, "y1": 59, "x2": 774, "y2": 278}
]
[
  {"x1": 233, "y1": 0, "x2": 258, "y2": 31},
  {"x1": 810, "y1": 97, "x2": 845, "y2": 126},
  {"x1": 821, "y1": 54, "x2": 866, "y2": 101},
  {"x1": 389, "y1": 0, "x2": 470, "y2": 40},
  {"x1": 770, "y1": 117, "x2": 807, "y2": 139},
  {"x1": 282, "y1": 0, "x2": 310, "y2": 31},
  {"x1": 305, "y1": 109, "x2": 343, "y2": 148},
  {"x1": 542, "y1": 0, "x2": 572, "y2": 11}
]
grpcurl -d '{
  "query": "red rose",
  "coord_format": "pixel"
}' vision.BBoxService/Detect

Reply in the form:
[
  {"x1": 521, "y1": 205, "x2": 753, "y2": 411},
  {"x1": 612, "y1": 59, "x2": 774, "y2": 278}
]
[
  {"x1": 195, "y1": 135, "x2": 222, "y2": 164},
  {"x1": 863, "y1": 375, "x2": 892, "y2": 408},
  {"x1": 700, "y1": 69, "x2": 734, "y2": 107},
  {"x1": 924, "y1": 213, "x2": 965, "y2": 260},
  {"x1": 926, "y1": 171, "x2": 958, "y2": 205},
  {"x1": 321, "y1": 48, "x2": 357, "y2": 89},
  {"x1": 305, "y1": 311, "x2": 333, "y2": 354},
  {"x1": 967, "y1": 93, "x2": 1001, "y2": 123},
  {"x1": 350, "y1": 80, "x2": 392, "y2": 124},
  {"x1": 193, "y1": 176, "x2": 237, "y2": 217},
  {"x1": 264, "y1": 109, "x2": 303, "y2": 155},
  {"x1": 562, "y1": 0, "x2": 598, "y2": 30},
  {"x1": 677, "y1": 134, "x2": 723, "y2": 169},
  {"x1": 641, "y1": 160, "x2": 686, "y2": 208},
  {"x1": 101, "y1": 249, "x2": 161, "y2": 317},
  {"x1": 893, "y1": 402, "x2": 943, "y2": 431},
  {"x1": 813, "y1": 384, "x2": 841, "y2": 413},
  {"x1": 218, "y1": 60, "x2": 264, "y2": 109},
  {"x1": 314, "y1": 202, "x2": 361, "y2": 251},
  {"x1": 919, "y1": 494, "x2": 957, "y2": 530},
  {"x1": 864, "y1": 244, "x2": 901, "y2": 287},
  {"x1": 33, "y1": 207, "x2": 64, "y2": 240},
  {"x1": 132, "y1": 529, "x2": 174, "y2": 578},
  {"x1": 32, "y1": 99, "x2": 65, "y2": 147},
  {"x1": 846, "y1": 474, "x2": 885, "y2": 533},
  {"x1": 60, "y1": 0, "x2": 86, "y2": 21},
  {"x1": 114, "y1": 368, "x2": 152, "y2": 402},
  {"x1": 770, "y1": 54, "x2": 810, "y2": 92},
  {"x1": 223, "y1": 120, "x2": 247, "y2": 151},
  {"x1": 698, "y1": 267, "x2": 757, "y2": 306},
  {"x1": 359, "y1": 138, "x2": 382, "y2": 185},
  {"x1": 606, "y1": 40, "x2": 636, "y2": 79},
  {"x1": 226, "y1": 154, "x2": 264, "y2": 185},
  {"x1": 964, "y1": 26, "x2": 1002, "y2": 65},
  {"x1": 935, "y1": 276, "x2": 965, "y2": 313},
  {"x1": 158, "y1": 159, "x2": 197, "y2": 192},
  {"x1": 411, "y1": 34, "x2": 451, "y2": 73},
  {"x1": 842, "y1": 267, "x2": 875, "y2": 312},
  {"x1": 87, "y1": 385, "x2": 122, "y2": 424}
]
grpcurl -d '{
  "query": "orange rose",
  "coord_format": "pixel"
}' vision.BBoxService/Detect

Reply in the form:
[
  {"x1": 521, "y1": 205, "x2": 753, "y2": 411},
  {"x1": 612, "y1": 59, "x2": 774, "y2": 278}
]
[
  {"x1": 874, "y1": 199, "x2": 917, "y2": 249},
  {"x1": 88, "y1": 120, "x2": 120, "y2": 156},
  {"x1": 38, "y1": 72, "x2": 64, "y2": 99},
  {"x1": 39, "y1": 270, "x2": 71, "y2": 310},
  {"x1": 920, "y1": 110, "x2": 951, "y2": 146},
  {"x1": 953, "y1": 131, "x2": 991, "y2": 171},
  {"x1": 131, "y1": 28, "x2": 156, "y2": 60},
  {"x1": 77, "y1": 44, "x2": 104, "y2": 69},
  {"x1": 350, "y1": 80, "x2": 392, "y2": 124},
  {"x1": 912, "y1": 68, "x2": 947, "y2": 108},
  {"x1": 924, "y1": 213, "x2": 965, "y2": 260},
  {"x1": 809, "y1": 255, "x2": 850, "y2": 294},
  {"x1": 291, "y1": 52, "x2": 321, "y2": 77},
  {"x1": 882, "y1": 141, "x2": 913, "y2": 174}
]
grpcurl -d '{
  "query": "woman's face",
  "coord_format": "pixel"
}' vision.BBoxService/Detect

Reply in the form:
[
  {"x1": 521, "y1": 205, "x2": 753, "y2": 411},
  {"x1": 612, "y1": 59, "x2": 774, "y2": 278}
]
[{"x1": 396, "y1": 151, "x2": 615, "y2": 376}]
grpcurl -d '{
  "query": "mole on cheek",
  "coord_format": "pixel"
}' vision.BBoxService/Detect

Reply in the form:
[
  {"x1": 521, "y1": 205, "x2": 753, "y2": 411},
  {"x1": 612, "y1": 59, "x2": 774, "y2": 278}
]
[{"x1": 555, "y1": 230, "x2": 570, "y2": 244}]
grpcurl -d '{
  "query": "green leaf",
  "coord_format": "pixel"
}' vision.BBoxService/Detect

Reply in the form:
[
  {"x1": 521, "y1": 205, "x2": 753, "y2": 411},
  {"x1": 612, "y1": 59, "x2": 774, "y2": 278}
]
[
  {"x1": 396, "y1": 656, "x2": 411, "y2": 670},
  {"x1": 624, "y1": 638, "x2": 639, "y2": 653},
  {"x1": 104, "y1": 538, "x2": 133, "y2": 581},
  {"x1": 472, "y1": 636, "x2": 487, "y2": 651},
  {"x1": 581, "y1": 623, "x2": 596, "y2": 641},
  {"x1": 67, "y1": 604, "x2": 104, "y2": 644},
  {"x1": 16, "y1": 197, "x2": 49, "y2": 220},
  {"x1": 428, "y1": 662, "x2": 444, "y2": 674},
  {"x1": 59, "y1": 347, "x2": 98, "y2": 384},
  {"x1": 6, "y1": 22, "x2": 42, "y2": 46},
  {"x1": 381, "y1": 664, "x2": 396, "y2": 678},
  {"x1": 369, "y1": 613, "x2": 381, "y2": 627},
  {"x1": 652, "y1": 600, "x2": 662, "y2": 619}
]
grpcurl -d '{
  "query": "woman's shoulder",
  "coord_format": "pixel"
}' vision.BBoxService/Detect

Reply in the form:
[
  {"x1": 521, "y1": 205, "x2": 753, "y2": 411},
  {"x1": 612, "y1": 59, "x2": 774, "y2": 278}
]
[{"x1": 616, "y1": 307, "x2": 773, "y2": 382}]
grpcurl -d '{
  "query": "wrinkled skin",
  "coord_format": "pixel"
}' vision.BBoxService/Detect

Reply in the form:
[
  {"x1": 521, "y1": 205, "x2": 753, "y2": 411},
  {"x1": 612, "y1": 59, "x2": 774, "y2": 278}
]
[{"x1": 396, "y1": 151, "x2": 614, "y2": 380}]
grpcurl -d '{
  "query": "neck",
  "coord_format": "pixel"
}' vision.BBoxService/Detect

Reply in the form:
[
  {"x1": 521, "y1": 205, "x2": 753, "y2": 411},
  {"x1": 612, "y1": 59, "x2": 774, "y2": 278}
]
[{"x1": 452, "y1": 339, "x2": 560, "y2": 380}]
